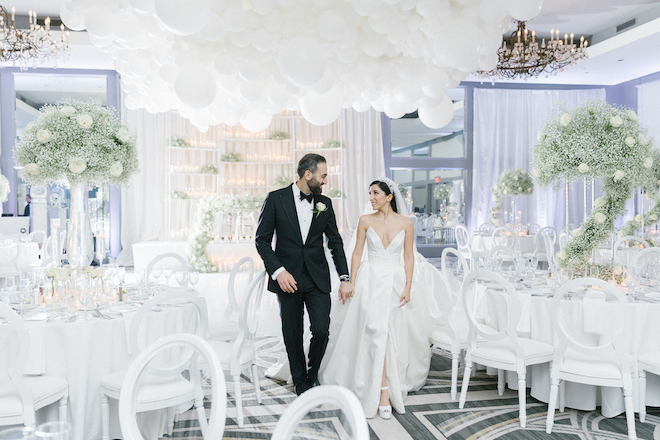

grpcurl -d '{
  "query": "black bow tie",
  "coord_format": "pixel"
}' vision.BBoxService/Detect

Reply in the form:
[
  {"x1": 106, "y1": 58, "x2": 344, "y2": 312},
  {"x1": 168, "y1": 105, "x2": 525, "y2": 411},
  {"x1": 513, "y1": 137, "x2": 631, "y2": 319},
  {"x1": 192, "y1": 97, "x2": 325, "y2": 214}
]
[{"x1": 299, "y1": 192, "x2": 313, "y2": 203}]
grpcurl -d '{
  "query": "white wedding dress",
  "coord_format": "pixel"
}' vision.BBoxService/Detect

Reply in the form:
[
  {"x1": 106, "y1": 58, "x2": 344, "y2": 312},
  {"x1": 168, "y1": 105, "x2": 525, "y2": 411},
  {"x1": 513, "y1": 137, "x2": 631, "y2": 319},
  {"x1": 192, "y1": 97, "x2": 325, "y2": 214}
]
[{"x1": 319, "y1": 226, "x2": 438, "y2": 418}]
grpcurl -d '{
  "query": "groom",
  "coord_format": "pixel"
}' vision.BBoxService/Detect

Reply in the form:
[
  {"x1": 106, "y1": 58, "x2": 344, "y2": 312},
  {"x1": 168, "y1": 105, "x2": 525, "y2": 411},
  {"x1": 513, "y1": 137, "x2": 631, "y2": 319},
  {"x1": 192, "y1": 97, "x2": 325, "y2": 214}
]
[{"x1": 256, "y1": 153, "x2": 353, "y2": 395}]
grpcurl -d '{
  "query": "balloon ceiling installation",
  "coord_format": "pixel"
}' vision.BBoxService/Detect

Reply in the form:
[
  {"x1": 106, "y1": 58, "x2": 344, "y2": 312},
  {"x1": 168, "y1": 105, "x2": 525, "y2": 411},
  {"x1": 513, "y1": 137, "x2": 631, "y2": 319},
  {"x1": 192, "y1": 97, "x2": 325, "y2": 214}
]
[{"x1": 60, "y1": 0, "x2": 542, "y2": 132}]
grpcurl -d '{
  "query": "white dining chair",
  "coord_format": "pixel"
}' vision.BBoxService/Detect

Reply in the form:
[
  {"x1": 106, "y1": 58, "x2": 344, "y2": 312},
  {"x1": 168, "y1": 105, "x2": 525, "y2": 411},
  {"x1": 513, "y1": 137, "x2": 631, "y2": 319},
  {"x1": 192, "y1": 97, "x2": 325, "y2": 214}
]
[
  {"x1": 638, "y1": 351, "x2": 660, "y2": 423},
  {"x1": 119, "y1": 334, "x2": 227, "y2": 440},
  {"x1": 206, "y1": 271, "x2": 267, "y2": 427},
  {"x1": 546, "y1": 278, "x2": 636, "y2": 440},
  {"x1": 486, "y1": 246, "x2": 516, "y2": 267},
  {"x1": 533, "y1": 226, "x2": 557, "y2": 264},
  {"x1": 0, "y1": 303, "x2": 69, "y2": 429},
  {"x1": 614, "y1": 235, "x2": 650, "y2": 267},
  {"x1": 99, "y1": 290, "x2": 208, "y2": 440},
  {"x1": 271, "y1": 385, "x2": 369, "y2": 440},
  {"x1": 526, "y1": 222, "x2": 541, "y2": 236},
  {"x1": 145, "y1": 252, "x2": 190, "y2": 282},
  {"x1": 491, "y1": 226, "x2": 515, "y2": 249},
  {"x1": 454, "y1": 225, "x2": 473, "y2": 268},
  {"x1": 208, "y1": 256, "x2": 255, "y2": 341},
  {"x1": 0, "y1": 238, "x2": 20, "y2": 281},
  {"x1": 441, "y1": 247, "x2": 469, "y2": 298},
  {"x1": 477, "y1": 223, "x2": 495, "y2": 235},
  {"x1": 458, "y1": 270, "x2": 554, "y2": 427}
]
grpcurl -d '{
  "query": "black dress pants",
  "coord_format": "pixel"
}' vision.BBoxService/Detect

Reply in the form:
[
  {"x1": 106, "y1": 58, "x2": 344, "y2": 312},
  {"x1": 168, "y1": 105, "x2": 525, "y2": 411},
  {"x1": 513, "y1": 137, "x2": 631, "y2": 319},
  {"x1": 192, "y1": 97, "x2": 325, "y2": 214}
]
[{"x1": 277, "y1": 264, "x2": 331, "y2": 392}]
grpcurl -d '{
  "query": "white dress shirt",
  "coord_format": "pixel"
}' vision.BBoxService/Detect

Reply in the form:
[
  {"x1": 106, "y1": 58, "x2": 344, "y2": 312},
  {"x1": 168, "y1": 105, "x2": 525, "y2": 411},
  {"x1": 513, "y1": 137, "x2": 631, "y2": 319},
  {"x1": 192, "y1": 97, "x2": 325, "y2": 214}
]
[{"x1": 272, "y1": 183, "x2": 314, "y2": 280}]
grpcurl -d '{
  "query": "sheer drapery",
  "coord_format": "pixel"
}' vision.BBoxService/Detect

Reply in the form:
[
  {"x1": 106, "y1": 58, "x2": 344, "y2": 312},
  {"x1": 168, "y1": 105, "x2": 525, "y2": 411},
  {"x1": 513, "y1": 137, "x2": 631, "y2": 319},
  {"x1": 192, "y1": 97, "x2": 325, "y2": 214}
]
[
  {"x1": 470, "y1": 88, "x2": 606, "y2": 233},
  {"x1": 638, "y1": 80, "x2": 660, "y2": 147}
]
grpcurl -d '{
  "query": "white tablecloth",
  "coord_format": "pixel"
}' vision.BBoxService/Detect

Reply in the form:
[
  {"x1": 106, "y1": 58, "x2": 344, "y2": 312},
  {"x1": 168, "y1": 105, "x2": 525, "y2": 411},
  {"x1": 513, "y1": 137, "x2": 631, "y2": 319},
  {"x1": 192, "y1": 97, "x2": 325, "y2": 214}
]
[
  {"x1": 472, "y1": 235, "x2": 537, "y2": 255},
  {"x1": 480, "y1": 288, "x2": 660, "y2": 417}
]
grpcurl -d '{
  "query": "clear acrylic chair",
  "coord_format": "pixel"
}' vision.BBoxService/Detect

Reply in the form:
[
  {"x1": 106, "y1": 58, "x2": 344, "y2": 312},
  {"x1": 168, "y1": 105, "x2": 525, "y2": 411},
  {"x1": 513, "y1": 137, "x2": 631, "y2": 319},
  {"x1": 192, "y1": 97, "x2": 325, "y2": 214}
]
[
  {"x1": 208, "y1": 256, "x2": 255, "y2": 341},
  {"x1": 491, "y1": 226, "x2": 516, "y2": 249},
  {"x1": 533, "y1": 226, "x2": 557, "y2": 265}
]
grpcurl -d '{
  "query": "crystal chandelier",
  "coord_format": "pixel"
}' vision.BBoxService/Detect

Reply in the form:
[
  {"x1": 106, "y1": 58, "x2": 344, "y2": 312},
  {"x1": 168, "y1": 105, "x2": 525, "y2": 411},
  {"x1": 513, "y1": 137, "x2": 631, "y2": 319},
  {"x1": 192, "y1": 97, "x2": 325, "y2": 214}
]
[
  {"x1": 475, "y1": 20, "x2": 588, "y2": 80},
  {"x1": 0, "y1": 5, "x2": 70, "y2": 69}
]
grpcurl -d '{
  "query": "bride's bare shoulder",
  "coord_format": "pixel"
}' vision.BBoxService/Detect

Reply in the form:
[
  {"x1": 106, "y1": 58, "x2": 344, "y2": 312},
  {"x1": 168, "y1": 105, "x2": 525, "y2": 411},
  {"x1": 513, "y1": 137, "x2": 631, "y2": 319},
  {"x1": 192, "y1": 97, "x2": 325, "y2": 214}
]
[
  {"x1": 394, "y1": 213, "x2": 413, "y2": 226},
  {"x1": 358, "y1": 214, "x2": 376, "y2": 228}
]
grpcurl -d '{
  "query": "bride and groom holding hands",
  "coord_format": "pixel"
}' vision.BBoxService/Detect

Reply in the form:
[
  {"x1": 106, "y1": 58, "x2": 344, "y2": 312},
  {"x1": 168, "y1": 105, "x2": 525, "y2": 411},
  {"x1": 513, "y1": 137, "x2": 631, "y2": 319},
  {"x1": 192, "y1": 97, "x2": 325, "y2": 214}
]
[{"x1": 255, "y1": 153, "x2": 439, "y2": 419}]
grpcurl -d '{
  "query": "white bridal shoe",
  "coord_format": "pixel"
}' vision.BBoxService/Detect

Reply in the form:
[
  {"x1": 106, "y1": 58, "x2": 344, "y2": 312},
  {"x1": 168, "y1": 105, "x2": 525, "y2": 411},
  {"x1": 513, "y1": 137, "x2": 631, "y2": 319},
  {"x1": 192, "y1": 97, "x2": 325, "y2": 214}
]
[{"x1": 379, "y1": 386, "x2": 392, "y2": 419}]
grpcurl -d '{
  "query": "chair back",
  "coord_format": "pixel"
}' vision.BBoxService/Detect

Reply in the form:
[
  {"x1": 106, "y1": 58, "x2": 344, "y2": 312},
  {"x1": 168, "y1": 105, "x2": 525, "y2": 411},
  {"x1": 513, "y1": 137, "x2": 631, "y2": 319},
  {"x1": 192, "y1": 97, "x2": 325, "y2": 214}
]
[
  {"x1": 0, "y1": 303, "x2": 36, "y2": 426},
  {"x1": 526, "y1": 223, "x2": 540, "y2": 236},
  {"x1": 477, "y1": 223, "x2": 494, "y2": 235},
  {"x1": 441, "y1": 248, "x2": 469, "y2": 301},
  {"x1": 119, "y1": 334, "x2": 226, "y2": 440},
  {"x1": 231, "y1": 271, "x2": 267, "y2": 373},
  {"x1": 534, "y1": 226, "x2": 557, "y2": 261},
  {"x1": 631, "y1": 247, "x2": 660, "y2": 277},
  {"x1": 486, "y1": 246, "x2": 516, "y2": 266},
  {"x1": 491, "y1": 227, "x2": 515, "y2": 249},
  {"x1": 271, "y1": 385, "x2": 369, "y2": 440},
  {"x1": 614, "y1": 235, "x2": 650, "y2": 267},
  {"x1": 551, "y1": 278, "x2": 632, "y2": 382},
  {"x1": 223, "y1": 257, "x2": 255, "y2": 321},
  {"x1": 455, "y1": 224, "x2": 470, "y2": 251},
  {"x1": 462, "y1": 270, "x2": 521, "y2": 349},
  {"x1": 145, "y1": 253, "x2": 189, "y2": 279}
]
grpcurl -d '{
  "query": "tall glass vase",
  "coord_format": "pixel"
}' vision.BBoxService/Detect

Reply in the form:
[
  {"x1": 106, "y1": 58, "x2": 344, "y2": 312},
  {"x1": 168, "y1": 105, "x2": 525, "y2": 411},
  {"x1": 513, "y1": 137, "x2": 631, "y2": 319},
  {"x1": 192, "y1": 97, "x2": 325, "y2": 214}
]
[{"x1": 67, "y1": 183, "x2": 94, "y2": 268}]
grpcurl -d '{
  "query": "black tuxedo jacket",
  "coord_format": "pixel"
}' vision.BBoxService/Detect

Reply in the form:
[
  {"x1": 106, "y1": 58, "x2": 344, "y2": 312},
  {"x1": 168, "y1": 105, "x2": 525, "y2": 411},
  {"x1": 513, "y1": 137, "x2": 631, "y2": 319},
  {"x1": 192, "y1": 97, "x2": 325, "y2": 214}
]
[{"x1": 255, "y1": 185, "x2": 349, "y2": 295}]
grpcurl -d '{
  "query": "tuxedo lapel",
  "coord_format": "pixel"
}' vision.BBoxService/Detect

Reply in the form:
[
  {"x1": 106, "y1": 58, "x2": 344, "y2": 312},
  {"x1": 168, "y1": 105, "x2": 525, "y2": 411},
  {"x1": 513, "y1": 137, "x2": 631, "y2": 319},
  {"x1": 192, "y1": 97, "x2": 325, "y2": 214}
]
[{"x1": 280, "y1": 186, "x2": 303, "y2": 244}]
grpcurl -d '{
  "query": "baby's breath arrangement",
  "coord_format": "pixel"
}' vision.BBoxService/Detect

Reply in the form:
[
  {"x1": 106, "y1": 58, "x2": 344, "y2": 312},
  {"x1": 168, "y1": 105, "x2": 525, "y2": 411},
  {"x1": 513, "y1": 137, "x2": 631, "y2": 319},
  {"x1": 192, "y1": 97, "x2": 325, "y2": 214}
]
[
  {"x1": 187, "y1": 193, "x2": 265, "y2": 272},
  {"x1": 171, "y1": 190, "x2": 188, "y2": 199},
  {"x1": 532, "y1": 100, "x2": 656, "y2": 271},
  {"x1": 14, "y1": 99, "x2": 138, "y2": 187},
  {"x1": 171, "y1": 137, "x2": 189, "y2": 148},
  {"x1": 433, "y1": 183, "x2": 453, "y2": 200},
  {"x1": 489, "y1": 168, "x2": 534, "y2": 225},
  {"x1": 221, "y1": 151, "x2": 242, "y2": 162},
  {"x1": 397, "y1": 183, "x2": 408, "y2": 198},
  {"x1": 0, "y1": 173, "x2": 9, "y2": 203},
  {"x1": 322, "y1": 139, "x2": 341, "y2": 149},
  {"x1": 200, "y1": 164, "x2": 218, "y2": 174},
  {"x1": 325, "y1": 188, "x2": 344, "y2": 198},
  {"x1": 274, "y1": 175, "x2": 293, "y2": 188},
  {"x1": 269, "y1": 131, "x2": 290, "y2": 140}
]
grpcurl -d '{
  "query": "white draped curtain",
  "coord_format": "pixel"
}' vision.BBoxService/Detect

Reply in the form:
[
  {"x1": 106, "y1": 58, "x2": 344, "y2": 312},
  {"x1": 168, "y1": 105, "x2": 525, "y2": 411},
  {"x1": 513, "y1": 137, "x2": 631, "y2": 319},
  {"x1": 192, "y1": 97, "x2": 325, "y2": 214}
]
[
  {"x1": 638, "y1": 80, "x2": 660, "y2": 145},
  {"x1": 470, "y1": 87, "x2": 607, "y2": 233}
]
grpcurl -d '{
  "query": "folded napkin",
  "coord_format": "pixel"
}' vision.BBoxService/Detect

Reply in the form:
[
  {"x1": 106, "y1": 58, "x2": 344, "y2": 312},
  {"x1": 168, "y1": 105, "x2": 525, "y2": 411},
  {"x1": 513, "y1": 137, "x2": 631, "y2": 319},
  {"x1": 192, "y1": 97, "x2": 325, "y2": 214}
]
[
  {"x1": 583, "y1": 290, "x2": 606, "y2": 335},
  {"x1": 24, "y1": 320, "x2": 45, "y2": 375}
]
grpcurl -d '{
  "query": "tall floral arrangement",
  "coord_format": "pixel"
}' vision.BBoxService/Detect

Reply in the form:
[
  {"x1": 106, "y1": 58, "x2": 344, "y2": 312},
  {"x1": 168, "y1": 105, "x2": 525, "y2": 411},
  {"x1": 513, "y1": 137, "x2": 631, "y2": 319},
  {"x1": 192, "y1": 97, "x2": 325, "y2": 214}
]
[
  {"x1": 433, "y1": 183, "x2": 453, "y2": 200},
  {"x1": 532, "y1": 99, "x2": 656, "y2": 271},
  {"x1": 489, "y1": 168, "x2": 534, "y2": 225},
  {"x1": 13, "y1": 99, "x2": 139, "y2": 187},
  {"x1": 0, "y1": 173, "x2": 9, "y2": 203}
]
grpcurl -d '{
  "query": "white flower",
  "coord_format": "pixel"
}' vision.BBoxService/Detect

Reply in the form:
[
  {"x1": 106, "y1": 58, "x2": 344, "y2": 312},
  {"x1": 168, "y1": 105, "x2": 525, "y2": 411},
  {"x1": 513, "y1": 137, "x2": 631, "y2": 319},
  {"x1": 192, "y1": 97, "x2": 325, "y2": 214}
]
[
  {"x1": 578, "y1": 163, "x2": 589, "y2": 173},
  {"x1": 537, "y1": 131, "x2": 545, "y2": 142},
  {"x1": 651, "y1": 214, "x2": 659, "y2": 221},
  {"x1": 316, "y1": 202, "x2": 326, "y2": 211},
  {"x1": 69, "y1": 157, "x2": 87, "y2": 174},
  {"x1": 572, "y1": 228, "x2": 583, "y2": 237},
  {"x1": 532, "y1": 167, "x2": 541, "y2": 177},
  {"x1": 76, "y1": 114, "x2": 93, "y2": 128},
  {"x1": 559, "y1": 250, "x2": 568, "y2": 259},
  {"x1": 517, "y1": 186, "x2": 522, "y2": 191},
  {"x1": 610, "y1": 115, "x2": 623, "y2": 127},
  {"x1": 45, "y1": 108, "x2": 58, "y2": 118},
  {"x1": 624, "y1": 136, "x2": 635, "y2": 146},
  {"x1": 613, "y1": 170, "x2": 625, "y2": 181},
  {"x1": 25, "y1": 122, "x2": 34, "y2": 132},
  {"x1": 560, "y1": 113, "x2": 571, "y2": 126},
  {"x1": 36, "y1": 129, "x2": 50, "y2": 143},
  {"x1": 60, "y1": 106, "x2": 76, "y2": 116},
  {"x1": 502, "y1": 189, "x2": 508, "y2": 195},
  {"x1": 514, "y1": 176, "x2": 518, "y2": 181},
  {"x1": 639, "y1": 134, "x2": 648, "y2": 145},
  {"x1": 613, "y1": 265, "x2": 623, "y2": 276},
  {"x1": 109, "y1": 161, "x2": 123, "y2": 177},
  {"x1": 628, "y1": 110, "x2": 639, "y2": 122},
  {"x1": 117, "y1": 127, "x2": 130, "y2": 142},
  {"x1": 25, "y1": 163, "x2": 40, "y2": 175},
  {"x1": 594, "y1": 197, "x2": 606, "y2": 208},
  {"x1": 635, "y1": 214, "x2": 642, "y2": 222},
  {"x1": 644, "y1": 157, "x2": 653, "y2": 168},
  {"x1": 595, "y1": 212, "x2": 606, "y2": 223}
]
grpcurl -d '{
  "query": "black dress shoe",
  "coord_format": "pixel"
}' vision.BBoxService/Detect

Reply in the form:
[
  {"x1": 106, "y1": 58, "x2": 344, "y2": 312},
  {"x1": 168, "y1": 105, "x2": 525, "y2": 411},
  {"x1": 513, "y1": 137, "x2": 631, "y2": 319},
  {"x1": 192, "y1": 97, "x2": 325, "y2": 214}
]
[
  {"x1": 311, "y1": 379, "x2": 321, "y2": 387},
  {"x1": 295, "y1": 382, "x2": 311, "y2": 396}
]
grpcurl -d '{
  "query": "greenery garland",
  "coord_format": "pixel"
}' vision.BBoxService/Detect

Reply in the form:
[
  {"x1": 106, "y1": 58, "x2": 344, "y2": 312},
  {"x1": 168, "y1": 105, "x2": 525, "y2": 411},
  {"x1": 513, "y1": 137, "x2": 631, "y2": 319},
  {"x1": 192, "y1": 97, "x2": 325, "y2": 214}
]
[
  {"x1": 489, "y1": 168, "x2": 534, "y2": 225},
  {"x1": 532, "y1": 99, "x2": 656, "y2": 271},
  {"x1": 269, "y1": 131, "x2": 290, "y2": 140},
  {"x1": 221, "y1": 152, "x2": 242, "y2": 162},
  {"x1": 187, "y1": 193, "x2": 265, "y2": 272}
]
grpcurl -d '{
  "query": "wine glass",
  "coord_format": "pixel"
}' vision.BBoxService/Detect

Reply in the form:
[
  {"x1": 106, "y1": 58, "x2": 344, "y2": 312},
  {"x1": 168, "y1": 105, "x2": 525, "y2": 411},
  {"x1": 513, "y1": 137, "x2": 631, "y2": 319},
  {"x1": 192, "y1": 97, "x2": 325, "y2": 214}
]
[
  {"x1": 118, "y1": 267, "x2": 126, "y2": 285},
  {"x1": 189, "y1": 271, "x2": 200, "y2": 291},
  {"x1": 35, "y1": 421, "x2": 71, "y2": 440},
  {"x1": 151, "y1": 268, "x2": 162, "y2": 286},
  {"x1": 175, "y1": 270, "x2": 189, "y2": 288},
  {"x1": 163, "y1": 267, "x2": 173, "y2": 287}
]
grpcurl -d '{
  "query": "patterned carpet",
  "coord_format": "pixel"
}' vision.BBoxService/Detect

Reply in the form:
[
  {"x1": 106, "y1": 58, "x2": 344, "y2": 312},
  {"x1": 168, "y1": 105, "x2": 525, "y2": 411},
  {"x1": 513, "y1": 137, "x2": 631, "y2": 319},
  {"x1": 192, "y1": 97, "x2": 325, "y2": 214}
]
[{"x1": 165, "y1": 337, "x2": 660, "y2": 440}]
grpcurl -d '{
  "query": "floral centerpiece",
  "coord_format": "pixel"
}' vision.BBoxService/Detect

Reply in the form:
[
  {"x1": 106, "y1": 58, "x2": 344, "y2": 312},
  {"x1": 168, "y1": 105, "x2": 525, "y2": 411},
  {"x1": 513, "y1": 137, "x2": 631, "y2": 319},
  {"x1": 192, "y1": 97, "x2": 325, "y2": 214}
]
[
  {"x1": 200, "y1": 164, "x2": 218, "y2": 174},
  {"x1": 269, "y1": 131, "x2": 290, "y2": 140},
  {"x1": 532, "y1": 99, "x2": 656, "y2": 271},
  {"x1": 489, "y1": 168, "x2": 534, "y2": 225},
  {"x1": 433, "y1": 183, "x2": 453, "y2": 200},
  {"x1": 0, "y1": 173, "x2": 9, "y2": 203},
  {"x1": 221, "y1": 151, "x2": 242, "y2": 162},
  {"x1": 322, "y1": 139, "x2": 342, "y2": 149},
  {"x1": 171, "y1": 137, "x2": 189, "y2": 147}
]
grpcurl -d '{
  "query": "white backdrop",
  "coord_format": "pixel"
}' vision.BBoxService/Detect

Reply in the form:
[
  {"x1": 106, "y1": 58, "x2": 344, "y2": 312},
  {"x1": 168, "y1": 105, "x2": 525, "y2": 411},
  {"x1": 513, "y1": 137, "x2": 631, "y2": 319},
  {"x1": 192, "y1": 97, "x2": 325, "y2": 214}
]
[
  {"x1": 638, "y1": 80, "x2": 660, "y2": 147},
  {"x1": 470, "y1": 87, "x2": 607, "y2": 233}
]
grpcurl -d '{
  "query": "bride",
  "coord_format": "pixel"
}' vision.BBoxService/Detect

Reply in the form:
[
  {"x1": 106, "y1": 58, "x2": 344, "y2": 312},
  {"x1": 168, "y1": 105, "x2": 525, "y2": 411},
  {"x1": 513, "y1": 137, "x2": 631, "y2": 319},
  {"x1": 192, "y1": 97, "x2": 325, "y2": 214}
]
[{"x1": 319, "y1": 178, "x2": 440, "y2": 419}]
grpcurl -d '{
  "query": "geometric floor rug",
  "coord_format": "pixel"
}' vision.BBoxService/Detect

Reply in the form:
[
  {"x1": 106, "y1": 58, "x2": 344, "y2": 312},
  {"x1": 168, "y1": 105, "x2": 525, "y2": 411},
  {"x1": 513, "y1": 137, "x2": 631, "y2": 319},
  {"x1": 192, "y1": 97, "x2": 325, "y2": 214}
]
[{"x1": 165, "y1": 337, "x2": 660, "y2": 439}]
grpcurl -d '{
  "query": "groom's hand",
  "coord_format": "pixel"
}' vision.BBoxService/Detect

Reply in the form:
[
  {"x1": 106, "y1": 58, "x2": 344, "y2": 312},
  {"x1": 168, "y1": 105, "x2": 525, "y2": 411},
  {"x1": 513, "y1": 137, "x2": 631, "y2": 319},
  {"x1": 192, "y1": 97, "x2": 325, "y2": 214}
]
[
  {"x1": 276, "y1": 270, "x2": 298, "y2": 293},
  {"x1": 339, "y1": 281, "x2": 354, "y2": 304}
]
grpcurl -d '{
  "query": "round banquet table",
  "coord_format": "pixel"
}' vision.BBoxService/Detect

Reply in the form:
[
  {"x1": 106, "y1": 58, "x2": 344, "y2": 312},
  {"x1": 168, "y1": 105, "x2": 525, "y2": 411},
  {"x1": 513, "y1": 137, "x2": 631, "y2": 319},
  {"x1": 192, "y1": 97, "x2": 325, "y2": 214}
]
[
  {"x1": 2, "y1": 297, "x2": 200, "y2": 440},
  {"x1": 478, "y1": 285, "x2": 660, "y2": 417}
]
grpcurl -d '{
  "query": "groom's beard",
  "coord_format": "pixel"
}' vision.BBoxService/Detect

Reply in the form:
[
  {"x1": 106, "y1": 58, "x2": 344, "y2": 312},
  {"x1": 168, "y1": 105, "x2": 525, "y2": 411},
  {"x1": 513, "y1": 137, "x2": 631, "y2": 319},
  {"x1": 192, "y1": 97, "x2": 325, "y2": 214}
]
[{"x1": 309, "y1": 177, "x2": 323, "y2": 194}]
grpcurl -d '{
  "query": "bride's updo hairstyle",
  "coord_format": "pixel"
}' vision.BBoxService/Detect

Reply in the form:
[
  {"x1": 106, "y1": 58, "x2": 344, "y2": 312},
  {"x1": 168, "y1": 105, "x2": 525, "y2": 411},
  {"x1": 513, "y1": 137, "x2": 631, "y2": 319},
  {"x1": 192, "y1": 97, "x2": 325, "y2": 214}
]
[{"x1": 370, "y1": 180, "x2": 398, "y2": 213}]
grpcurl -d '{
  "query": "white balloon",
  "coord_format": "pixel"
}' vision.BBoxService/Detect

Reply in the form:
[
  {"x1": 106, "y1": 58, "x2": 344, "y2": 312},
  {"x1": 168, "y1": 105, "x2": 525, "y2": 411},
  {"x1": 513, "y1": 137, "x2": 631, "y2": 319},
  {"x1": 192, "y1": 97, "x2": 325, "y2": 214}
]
[
  {"x1": 314, "y1": 0, "x2": 336, "y2": 10},
  {"x1": 418, "y1": 95, "x2": 454, "y2": 129},
  {"x1": 84, "y1": 8, "x2": 115, "y2": 38},
  {"x1": 214, "y1": 52, "x2": 238, "y2": 76},
  {"x1": 383, "y1": 97, "x2": 408, "y2": 119},
  {"x1": 88, "y1": 34, "x2": 113, "y2": 48},
  {"x1": 174, "y1": 65, "x2": 217, "y2": 109},
  {"x1": 359, "y1": 28, "x2": 388, "y2": 57},
  {"x1": 278, "y1": 37, "x2": 327, "y2": 86},
  {"x1": 317, "y1": 9, "x2": 347, "y2": 41},
  {"x1": 252, "y1": 28, "x2": 275, "y2": 51},
  {"x1": 276, "y1": 0, "x2": 297, "y2": 10},
  {"x1": 239, "y1": 81, "x2": 263, "y2": 102},
  {"x1": 198, "y1": 13, "x2": 225, "y2": 41},
  {"x1": 159, "y1": 63, "x2": 178, "y2": 83},
  {"x1": 477, "y1": 53, "x2": 498, "y2": 71},
  {"x1": 238, "y1": 58, "x2": 264, "y2": 81},
  {"x1": 352, "y1": 0, "x2": 379, "y2": 17},
  {"x1": 299, "y1": 88, "x2": 343, "y2": 126},
  {"x1": 59, "y1": 3, "x2": 86, "y2": 31},
  {"x1": 223, "y1": 7, "x2": 248, "y2": 32},
  {"x1": 352, "y1": 100, "x2": 371, "y2": 112},
  {"x1": 262, "y1": 10, "x2": 283, "y2": 32},
  {"x1": 479, "y1": 0, "x2": 507, "y2": 23},
  {"x1": 154, "y1": 0, "x2": 212, "y2": 35},
  {"x1": 128, "y1": 0, "x2": 154, "y2": 13},
  {"x1": 251, "y1": 0, "x2": 275, "y2": 15},
  {"x1": 506, "y1": 0, "x2": 542, "y2": 21},
  {"x1": 433, "y1": 19, "x2": 483, "y2": 70},
  {"x1": 230, "y1": 28, "x2": 253, "y2": 47},
  {"x1": 240, "y1": 111, "x2": 272, "y2": 132}
]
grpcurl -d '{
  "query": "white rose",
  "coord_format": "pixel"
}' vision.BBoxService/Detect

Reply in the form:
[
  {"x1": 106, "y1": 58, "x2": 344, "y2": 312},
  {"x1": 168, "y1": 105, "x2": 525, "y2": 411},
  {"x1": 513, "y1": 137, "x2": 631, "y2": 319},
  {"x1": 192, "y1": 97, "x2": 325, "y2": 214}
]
[
  {"x1": 517, "y1": 186, "x2": 522, "y2": 191},
  {"x1": 25, "y1": 163, "x2": 40, "y2": 175},
  {"x1": 644, "y1": 157, "x2": 653, "y2": 168},
  {"x1": 532, "y1": 167, "x2": 541, "y2": 177},
  {"x1": 36, "y1": 129, "x2": 50, "y2": 143},
  {"x1": 560, "y1": 113, "x2": 571, "y2": 126},
  {"x1": 60, "y1": 106, "x2": 76, "y2": 116},
  {"x1": 514, "y1": 176, "x2": 519, "y2": 181},
  {"x1": 527, "y1": 187, "x2": 533, "y2": 194},
  {"x1": 639, "y1": 134, "x2": 648, "y2": 145},
  {"x1": 635, "y1": 214, "x2": 642, "y2": 222},
  {"x1": 45, "y1": 108, "x2": 58, "y2": 118},
  {"x1": 651, "y1": 214, "x2": 659, "y2": 221},
  {"x1": 613, "y1": 170, "x2": 625, "y2": 181},
  {"x1": 572, "y1": 228, "x2": 583, "y2": 237},
  {"x1": 613, "y1": 265, "x2": 623, "y2": 276},
  {"x1": 628, "y1": 110, "x2": 639, "y2": 122},
  {"x1": 117, "y1": 127, "x2": 130, "y2": 142},
  {"x1": 625, "y1": 136, "x2": 635, "y2": 146},
  {"x1": 109, "y1": 161, "x2": 123, "y2": 177},
  {"x1": 537, "y1": 131, "x2": 545, "y2": 142},
  {"x1": 45, "y1": 267, "x2": 57, "y2": 277},
  {"x1": 578, "y1": 163, "x2": 589, "y2": 173},
  {"x1": 595, "y1": 212, "x2": 606, "y2": 223},
  {"x1": 502, "y1": 189, "x2": 508, "y2": 195},
  {"x1": 610, "y1": 115, "x2": 623, "y2": 127},
  {"x1": 594, "y1": 197, "x2": 606, "y2": 208},
  {"x1": 25, "y1": 122, "x2": 34, "y2": 132},
  {"x1": 559, "y1": 250, "x2": 568, "y2": 259},
  {"x1": 76, "y1": 114, "x2": 93, "y2": 128},
  {"x1": 316, "y1": 202, "x2": 326, "y2": 211},
  {"x1": 69, "y1": 157, "x2": 87, "y2": 174}
]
